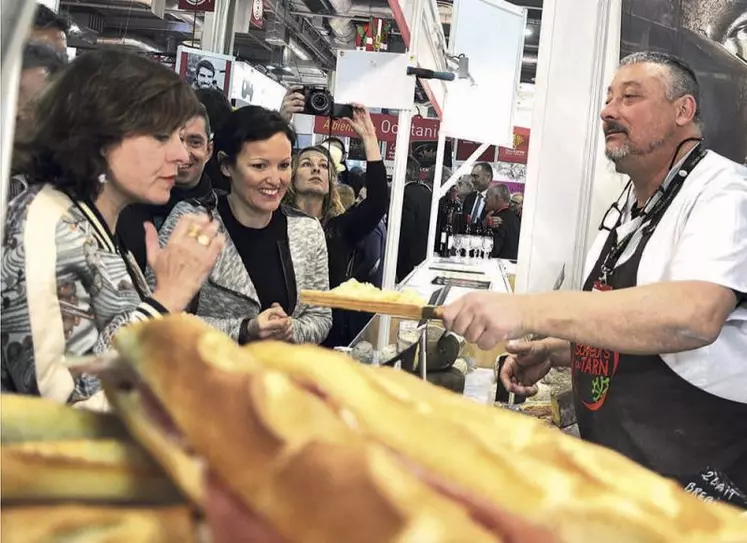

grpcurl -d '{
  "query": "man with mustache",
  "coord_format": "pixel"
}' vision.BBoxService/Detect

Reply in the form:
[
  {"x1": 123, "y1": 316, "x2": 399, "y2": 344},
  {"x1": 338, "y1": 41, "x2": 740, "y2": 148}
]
[{"x1": 441, "y1": 52, "x2": 747, "y2": 497}]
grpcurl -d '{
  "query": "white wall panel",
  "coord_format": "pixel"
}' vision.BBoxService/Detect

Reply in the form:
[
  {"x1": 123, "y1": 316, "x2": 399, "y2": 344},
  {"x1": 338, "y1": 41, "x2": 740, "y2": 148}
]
[{"x1": 515, "y1": 0, "x2": 620, "y2": 293}]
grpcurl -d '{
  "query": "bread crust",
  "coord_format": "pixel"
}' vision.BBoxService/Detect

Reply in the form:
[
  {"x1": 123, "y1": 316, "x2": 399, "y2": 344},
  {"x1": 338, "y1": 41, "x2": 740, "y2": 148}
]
[
  {"x1": 112, "y1": 316, "x2": 502, "y2": 542},
  {"x1": 1, "y1": 439, "x2": 183, "y2": 504},
  {"x1": 245, "y1": 340, "x2": 747, "y2": 542},
  {"x1": 0, "y1": 505, "x2": 196, "y2": 543},
  {"x1": 0, "y1": 394, "x2": 129, "y2": 444},
  {"x1": 112, "y1": 316, "x2": 747, "y2": 543}
]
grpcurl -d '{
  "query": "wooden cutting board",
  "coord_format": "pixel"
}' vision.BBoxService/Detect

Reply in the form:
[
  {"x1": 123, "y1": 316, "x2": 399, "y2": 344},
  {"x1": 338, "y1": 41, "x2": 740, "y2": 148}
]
[{"x1": 300, "y1": 290, "x2": 444, "y2": 321}]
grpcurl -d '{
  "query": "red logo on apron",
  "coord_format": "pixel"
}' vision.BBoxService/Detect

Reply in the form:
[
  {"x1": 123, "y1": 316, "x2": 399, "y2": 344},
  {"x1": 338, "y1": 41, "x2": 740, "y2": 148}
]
[
  {"x1": 573, "y1": 345, "x2": 619, "y2": 410},
  {"x1": 573, "y1": 279, "x2": 619, "y2": 411}
]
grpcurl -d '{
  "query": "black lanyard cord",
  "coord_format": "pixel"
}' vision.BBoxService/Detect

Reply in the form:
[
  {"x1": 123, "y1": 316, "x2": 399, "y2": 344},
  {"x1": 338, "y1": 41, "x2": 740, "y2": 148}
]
[{"x1": 599, "y1": 140, "x2": 706, "y2": 282}]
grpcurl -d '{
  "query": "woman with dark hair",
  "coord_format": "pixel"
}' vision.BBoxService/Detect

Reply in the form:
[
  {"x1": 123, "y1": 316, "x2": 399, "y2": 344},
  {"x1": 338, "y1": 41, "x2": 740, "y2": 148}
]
[
  {"x1": 2, "y1": 50, "x2": 223, "y2": 409},
  {"x1": 285, "y1": 106, "x2": 389, "y2": 347},
  {"x1": 158, "y1": 105, "x2": 331, "y2": 345}
]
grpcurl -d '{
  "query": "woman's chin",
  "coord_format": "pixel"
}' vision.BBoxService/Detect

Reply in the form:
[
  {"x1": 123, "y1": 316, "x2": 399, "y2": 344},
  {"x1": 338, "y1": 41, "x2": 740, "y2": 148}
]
[{"x1": 141, "y1": 189, "x2": 171, "y2": 206}]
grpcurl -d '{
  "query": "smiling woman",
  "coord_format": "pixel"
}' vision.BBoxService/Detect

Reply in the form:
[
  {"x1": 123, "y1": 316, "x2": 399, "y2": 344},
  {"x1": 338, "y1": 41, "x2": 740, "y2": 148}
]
[
  {"x1": 2, "y1": 50, "x2": 224, "y2": 410},
  {"x1": 158, "y1": 106, "x2": 332, "y2": 346}
]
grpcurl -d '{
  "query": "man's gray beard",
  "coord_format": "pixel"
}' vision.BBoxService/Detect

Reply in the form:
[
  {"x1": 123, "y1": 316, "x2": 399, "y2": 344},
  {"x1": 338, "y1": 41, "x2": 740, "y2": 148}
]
[{"x1": 605, "y1": 135, "x2": 667, "y2": 164}]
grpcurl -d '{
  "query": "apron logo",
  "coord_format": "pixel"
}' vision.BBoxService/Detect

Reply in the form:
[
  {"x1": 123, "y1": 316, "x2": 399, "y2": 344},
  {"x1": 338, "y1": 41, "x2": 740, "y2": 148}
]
[{"x1": 573, "y1": 344, "x2": 619, "y2": 411}]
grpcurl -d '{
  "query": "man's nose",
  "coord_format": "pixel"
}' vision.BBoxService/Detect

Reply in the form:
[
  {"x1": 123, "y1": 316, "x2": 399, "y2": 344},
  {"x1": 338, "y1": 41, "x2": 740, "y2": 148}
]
[
  {"x1": 600, "y1": 99, "x2": 619, "y2": 122},
  {"x1": 169, "y1": 133, "x2": 190, "y2": 164}
]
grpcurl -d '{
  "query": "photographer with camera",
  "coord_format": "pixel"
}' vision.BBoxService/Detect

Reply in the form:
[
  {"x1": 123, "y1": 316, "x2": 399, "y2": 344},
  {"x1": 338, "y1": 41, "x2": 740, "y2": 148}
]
[
  {"x1": 284, "y1": 105, "x2": 389, "y2": 347},
  {"x1": 279, "y1": 86, "x2": 306, "y2": 121}
]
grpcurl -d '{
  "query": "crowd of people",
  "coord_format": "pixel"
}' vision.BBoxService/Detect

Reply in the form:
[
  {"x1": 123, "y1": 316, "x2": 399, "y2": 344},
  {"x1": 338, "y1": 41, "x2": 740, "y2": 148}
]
[
  {"x1": 3, "y1": 4, "x2": 515, "y2": 407},
  {"x1": 7, "y1": 5, "x2": 743, "y2": 497}
]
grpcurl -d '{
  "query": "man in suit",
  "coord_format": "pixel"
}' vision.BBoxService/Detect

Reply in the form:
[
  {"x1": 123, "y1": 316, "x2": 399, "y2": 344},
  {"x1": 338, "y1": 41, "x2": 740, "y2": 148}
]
[
  {"x1": 484, "y1": 184, "x2": 521, "y2": 260},
  {"x1": 462, "y1": 162, "x2": 494, "y2": 227}
]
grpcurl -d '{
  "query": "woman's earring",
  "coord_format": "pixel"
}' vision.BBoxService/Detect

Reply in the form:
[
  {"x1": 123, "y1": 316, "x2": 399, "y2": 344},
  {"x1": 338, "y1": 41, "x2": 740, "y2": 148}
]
[{"x1": 98, "y1": 173, "x2": 108, "y2": 184}]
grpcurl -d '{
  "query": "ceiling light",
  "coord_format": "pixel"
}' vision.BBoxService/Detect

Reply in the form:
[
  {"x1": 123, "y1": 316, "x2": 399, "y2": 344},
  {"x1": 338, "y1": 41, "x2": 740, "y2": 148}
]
[
  {"x1": 524, "y1": 27, "x2": 533, "y2": 37},
  {"x1": 283, "y1": 65, "x2": 294, "y2": 73},
  {"x1": 267, "y1": 64, "x2": 276, "y2": 71}
]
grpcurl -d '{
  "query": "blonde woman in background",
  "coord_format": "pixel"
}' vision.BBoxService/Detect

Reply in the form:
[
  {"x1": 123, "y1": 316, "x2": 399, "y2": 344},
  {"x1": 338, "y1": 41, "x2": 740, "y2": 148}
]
[{"x1": 284, "y1": 105, "x2": 389, "y2": 347}]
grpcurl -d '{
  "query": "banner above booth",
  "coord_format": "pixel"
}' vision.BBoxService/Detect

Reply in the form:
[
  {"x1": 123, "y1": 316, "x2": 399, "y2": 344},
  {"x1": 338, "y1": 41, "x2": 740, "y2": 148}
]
[{"x1": 314, "y1": 114, "x2": 440, "y2": 142}]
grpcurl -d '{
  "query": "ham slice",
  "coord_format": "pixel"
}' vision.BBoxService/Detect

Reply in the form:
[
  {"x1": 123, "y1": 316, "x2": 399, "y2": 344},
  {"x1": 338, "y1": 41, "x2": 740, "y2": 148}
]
[{"x1": 205, "y1": 471, "x2": 287, "y2": 543}]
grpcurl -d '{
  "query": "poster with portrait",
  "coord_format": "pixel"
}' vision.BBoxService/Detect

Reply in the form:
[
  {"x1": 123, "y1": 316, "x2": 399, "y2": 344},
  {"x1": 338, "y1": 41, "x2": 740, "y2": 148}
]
[
  {"x1": 620, "y1": 0, "x2": 747, "y2": 165},
  {"x1": 175, "y1": 45, "x2": 234, "y2": 96}
]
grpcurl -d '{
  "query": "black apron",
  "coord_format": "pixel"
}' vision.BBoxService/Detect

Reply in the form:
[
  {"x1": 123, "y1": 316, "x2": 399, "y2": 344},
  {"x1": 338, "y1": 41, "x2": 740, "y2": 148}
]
[{"x1": 572, "y1": 147, "x2": 747, "y2": 503}]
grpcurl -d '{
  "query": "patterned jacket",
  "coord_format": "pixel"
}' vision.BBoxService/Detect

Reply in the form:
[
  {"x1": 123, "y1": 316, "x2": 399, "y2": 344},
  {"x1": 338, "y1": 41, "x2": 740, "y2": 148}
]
[
  {"x1": 158, "y1": 199, "x2": 331, "y2": 344},
  {"x1": 1, "y1": 184, "x2": 166, "y2": 409}
]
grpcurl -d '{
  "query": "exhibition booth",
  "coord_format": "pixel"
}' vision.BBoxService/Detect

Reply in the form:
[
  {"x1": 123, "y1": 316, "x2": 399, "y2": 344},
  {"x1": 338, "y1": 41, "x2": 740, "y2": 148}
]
[{"x1": 3, "y1": 0, "x2": 747, "y2": 539}]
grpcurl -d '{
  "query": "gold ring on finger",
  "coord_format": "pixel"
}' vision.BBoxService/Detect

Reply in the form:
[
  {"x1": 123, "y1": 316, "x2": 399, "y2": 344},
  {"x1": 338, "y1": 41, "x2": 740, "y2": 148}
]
[
  {"x1": 187, "y1": 224, "x2": 202, "y2": 239},
  {"x1": 196, "y1": 234, "x2": 211, "y2": 247}
]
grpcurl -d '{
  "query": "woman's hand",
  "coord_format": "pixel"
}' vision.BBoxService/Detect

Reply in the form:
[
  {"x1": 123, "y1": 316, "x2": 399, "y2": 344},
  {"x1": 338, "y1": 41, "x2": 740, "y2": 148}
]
[
  {"x1": 499, "y1": 339, "x2": 555, "y2": 397},
  {"x1": 247, "y1": 304, "x2": 293, "y2": 341},
  {"x1": 279, "y1": 87, "x2": 305, "y2": 122},
  {"x1": 147, "y1": 213, "x2": 224, "y2": 313},
  {"x1": 344, "y1": 105, "x2": 382, "y2": 161}
]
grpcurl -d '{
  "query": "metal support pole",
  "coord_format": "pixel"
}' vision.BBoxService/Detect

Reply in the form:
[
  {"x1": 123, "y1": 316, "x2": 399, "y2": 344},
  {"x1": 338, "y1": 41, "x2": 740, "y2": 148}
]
[
  {"x1": 201, "y1": 0, "x2": 238, "y2": 55},
  {"x1": 377, "y1": 108, "x2": 414, "y2": 352},
  {"x1": 425, "y1": 129, "x2": 447, "y2": 261},
  {"x1": 376, "y1": 0, "x2": 425, "y2": 353},
  {"x1": 419, "y1": 323, "x2": 428, "y2": 380},
  {"x1": 441, "y1": 143, "x2": 489, "y2": 193}
]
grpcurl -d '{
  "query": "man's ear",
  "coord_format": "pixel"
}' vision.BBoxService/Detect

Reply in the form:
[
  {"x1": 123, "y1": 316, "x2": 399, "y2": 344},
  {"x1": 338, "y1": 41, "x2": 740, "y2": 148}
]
[
  {"x1": 217, "y1": 151, "x2": 231, "y2": 178},
  {"x1": 206, "y1": 141, "x2": 214, "y2": 163},
  {"x1": 675, "y1": 94, "x2": 698, "y2": 126}
]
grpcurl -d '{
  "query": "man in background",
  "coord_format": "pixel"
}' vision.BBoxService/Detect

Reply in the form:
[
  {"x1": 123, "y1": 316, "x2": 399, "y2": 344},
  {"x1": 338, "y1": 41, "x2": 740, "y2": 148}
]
[
  {"x1": 16, "y1": 43, "x2": 65, "y2": 133},
  {"x1": 194, "y1": 88, "x2": 232, "y2": 193},
  {"x1": 395, "y1": 156, "x2": 427, "y2": 281},
  {"x1": 9, "y1": 42, "x2": 66, "y2": 202},
  {"x1": 462, "y1": 162, "x2": 493, "y2": 226},
  {"x1": 29, "y1": 4, "x2": 70, "y2": 55},
  {"x1": 484, "y1": 184, "x2": 521, "y2": 260},
  {"x1": 510, "y1": 192, "x2": 524, "y2": 221}
]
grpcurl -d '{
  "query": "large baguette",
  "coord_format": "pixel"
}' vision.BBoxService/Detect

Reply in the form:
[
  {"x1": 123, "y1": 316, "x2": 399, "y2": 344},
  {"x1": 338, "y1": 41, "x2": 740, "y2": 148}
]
[
  {"x1": 0, "y1": 505, "x2": 196, "y2": 543},
  {"x1": 111, "y1": 315, "x2": 747, "y2": 542},
  {"x1": 244, "y1": 341, "x2": 747, "y2": 542},
  {"x1": 111, "y1": 316, "x2": 525, "y2": 542},
  {"x1": 1, "y1": 439, "x2": 183, "y2": 504},
  {"x1": 0, "y1": 393, "x2": 130, "y2": 444}
]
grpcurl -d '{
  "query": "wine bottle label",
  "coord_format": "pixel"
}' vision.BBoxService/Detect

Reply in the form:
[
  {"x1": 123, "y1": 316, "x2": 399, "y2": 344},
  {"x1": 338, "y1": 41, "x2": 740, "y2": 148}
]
[{"x1": 440, "y1": 232, "x2": 446, "y2": 243}]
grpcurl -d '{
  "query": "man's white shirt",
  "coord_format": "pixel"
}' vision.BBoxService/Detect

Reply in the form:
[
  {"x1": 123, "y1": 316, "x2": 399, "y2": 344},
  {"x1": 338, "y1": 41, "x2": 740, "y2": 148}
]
[{"x1": 584, "y1": 150, "x2": 747, "y2": 403}]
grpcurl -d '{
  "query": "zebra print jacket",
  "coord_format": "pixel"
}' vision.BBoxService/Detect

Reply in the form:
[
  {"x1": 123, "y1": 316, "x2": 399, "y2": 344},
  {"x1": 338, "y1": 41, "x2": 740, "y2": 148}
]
[
  {"x1": 157, "y1": 198, "x2": 331, "y2": 344},
  {"x1": 1, "y1": 184, "x2": 166, "y2": 410}
]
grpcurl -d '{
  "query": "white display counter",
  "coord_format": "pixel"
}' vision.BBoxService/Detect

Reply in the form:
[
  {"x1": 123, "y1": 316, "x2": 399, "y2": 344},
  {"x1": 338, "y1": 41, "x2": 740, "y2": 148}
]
[
  {"x1": 346, "y1": 256, "x2": 513, "y2": 392},
  {"x1": 399, "y1": 256, "x2": 513, "y2": 303}
]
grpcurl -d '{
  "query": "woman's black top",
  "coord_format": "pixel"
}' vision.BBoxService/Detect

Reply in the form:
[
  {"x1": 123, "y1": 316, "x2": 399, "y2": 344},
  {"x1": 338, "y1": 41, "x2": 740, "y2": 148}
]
[
  {"x1": 218, "y1": 196, "x2": 292, "y2": 314},
  {"x1": 325, "y1": 160, "x2": 389, "y2": 288},
  {"x1": 323, "y1": 160, "x2": 389, "y2": 347}
]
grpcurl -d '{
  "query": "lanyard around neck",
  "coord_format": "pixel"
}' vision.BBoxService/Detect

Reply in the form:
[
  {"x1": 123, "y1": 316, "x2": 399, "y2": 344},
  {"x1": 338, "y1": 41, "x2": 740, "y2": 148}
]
[{"x1": 598, "y1": 142, "x2": 706, "y2": 283}]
